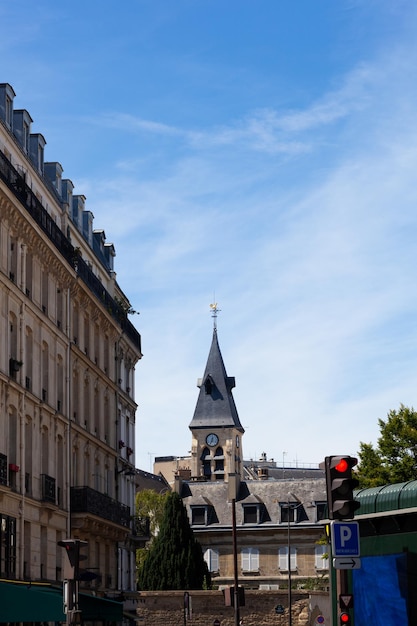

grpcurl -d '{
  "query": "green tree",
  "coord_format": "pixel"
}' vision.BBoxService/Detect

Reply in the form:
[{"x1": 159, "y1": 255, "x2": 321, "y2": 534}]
[
  {"x1": 135, "y1": 489, "x2": 169, "y2": 571},
  {"x1": 136, "y1": 489, "x2": 168, "y2": 537},
  {"x1": 357, "y1": 404, "x2": 417, "y2": 487},
  {"x1": 137, "y1": 491, "x2": 211, "y2": 590}
]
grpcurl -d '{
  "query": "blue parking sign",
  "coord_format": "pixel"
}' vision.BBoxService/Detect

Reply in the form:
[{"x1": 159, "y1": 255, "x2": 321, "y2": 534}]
[{"x1": 331, "y1": 521, "x2": 360, "y2": 557}]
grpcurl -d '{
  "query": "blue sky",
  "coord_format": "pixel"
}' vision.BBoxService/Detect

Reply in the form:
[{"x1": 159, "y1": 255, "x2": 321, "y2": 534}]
[{"x1": 3, "y1": 1, "x2": 417, "y2": 471}]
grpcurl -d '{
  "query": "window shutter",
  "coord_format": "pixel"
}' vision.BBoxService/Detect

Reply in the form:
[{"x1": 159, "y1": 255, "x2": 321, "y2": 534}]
[
  {"x1": 278, "y1": 547, "x2": 288, "y2": 570},
  {"x1": 278, "y1": 547, "x2": 296, "y2": 570},
  {"x1": 315, "y1": 545, "x2": 329, "y2": 570},
  {"x1": 204, "y1": 548, "x2": 220, "y2": 572},
  {"x1": 241, "y1": 548, "x2": 251, "y2": 571}
]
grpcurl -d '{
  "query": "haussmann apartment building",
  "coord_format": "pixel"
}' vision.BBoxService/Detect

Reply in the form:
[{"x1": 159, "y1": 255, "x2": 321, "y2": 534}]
[{"x1": 0, "y1": 82, "x2": 142, "y2": 621}]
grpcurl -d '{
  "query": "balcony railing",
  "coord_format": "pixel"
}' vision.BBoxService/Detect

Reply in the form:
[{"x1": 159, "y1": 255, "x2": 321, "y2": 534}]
[
  {"x1": 0, "y1": 149, "x2": 141, "y2": 352},
  {"x1": 41, "y1": 474, "x2": 56, "y2": 503},
  {"x1": 71, "y1": 486, "x2": 130, "y2": 528},
  {"x1": 0, "y1": 454, "x2": 7, "y2": 486},
  {"x1": 132, "y1": 516, "x2": 150, "y2": 538}
]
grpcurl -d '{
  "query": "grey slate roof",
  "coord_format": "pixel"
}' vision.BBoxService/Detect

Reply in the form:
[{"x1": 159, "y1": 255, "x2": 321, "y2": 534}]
[
  {"x1": 189, "y1": 328, "x2": 244, "y2": 432},
  {"x1": 181, "y1": 478, "x2": 327, "y2": 527}
]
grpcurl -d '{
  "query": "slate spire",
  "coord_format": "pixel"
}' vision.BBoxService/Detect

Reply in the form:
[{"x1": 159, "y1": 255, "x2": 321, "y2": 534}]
[{"x1": 189, "y1": 324, "x2": 244, "y2": 432}]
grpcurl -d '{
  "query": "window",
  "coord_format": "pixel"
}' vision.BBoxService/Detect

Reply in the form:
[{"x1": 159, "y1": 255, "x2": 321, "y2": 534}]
[
  {"x1": 204, "y1": 548, "x2": 219, "y2": 573},
  {"x1": 192, "y1": 506, "x2": 207, "y2": 525},
  {"x1": 315, "y1": 544, "x2": 329, "y2": 570},
  {"x1": 278, "y1": 546, "x2": 297, "y2": 571},
  {"x1": 316, "y1": 502, "x2": 327, "y2": 521},
  {"x1": 241, "y1": 547, "x2": 259, "y2": 572},
  {"x1": 191, "y1": 505, "x2": 218, "y2": 525},
  {"x1": 280, "y1": 503, "x2": 295, "y2": 523},
  {"x1": 214, "y1": 446, "x2": 224, "y2": 474},
  {"x1": 201, "y1": 447, "x2": 211, "y2": 477},
  {"x1": 243, "y1": 505, "x2": 259, "y2": 524},
  {"x1": 0, "y1": 515, "x2": 16, "y2": 577},
  {"x1": 280, "y1": 502, "x2": 309, "y2": 523},
  {"x1": 5, "y1": 96, "x2": 12, "y2": 127},
  {"x1": 243, "y1": 502, "x2": 269, "y2": 524}
]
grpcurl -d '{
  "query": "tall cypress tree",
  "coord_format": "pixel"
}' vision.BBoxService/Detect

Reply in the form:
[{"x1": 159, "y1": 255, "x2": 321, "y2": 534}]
[{"x1": 137, "y1": 491, "x2": 211, "y2": 590}]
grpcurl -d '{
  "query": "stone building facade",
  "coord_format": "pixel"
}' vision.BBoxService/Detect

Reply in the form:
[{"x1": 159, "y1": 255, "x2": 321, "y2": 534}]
[{"x1": 0, "y1": 83, "x2": 142, "y2": 604}]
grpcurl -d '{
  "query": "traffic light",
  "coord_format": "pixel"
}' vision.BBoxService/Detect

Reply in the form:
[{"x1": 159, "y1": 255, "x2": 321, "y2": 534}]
[
  {"x1": 323, "y1": 456, "x2": 360, "y2": 520},
  {"x1": 58, "y1": 539, "x2": 88, "y2": 580},
  {"x1": 340, "y1": 612, "x2": 351, "y2": 624}
]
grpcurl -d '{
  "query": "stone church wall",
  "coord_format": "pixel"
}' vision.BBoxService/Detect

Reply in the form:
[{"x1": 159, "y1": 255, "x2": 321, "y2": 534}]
[{"x1": 136, "y1": 589, "x2": 330, "y2": 626}]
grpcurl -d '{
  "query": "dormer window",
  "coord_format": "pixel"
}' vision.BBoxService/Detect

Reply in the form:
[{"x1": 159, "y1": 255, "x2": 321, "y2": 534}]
[
  {"x1": 280, "y1": 502, "x2": 309, "y2": 523},
  {"x1": 192, "y1": 506, "x2": 208, "y2": 525},
  {"x1": 204, "y1": 376, "x2": 214, "y2": 395},
  {"x1": 191, "y1": 503, "x2": 218, "y2": 526},
  {"x1": 315, "y1": 502, "x2": 327, "y2": 521},
  {"x1": 243, "y1": 503, "x2": 269, "y2": 524},
  {"x1": 5, "y1": 95, "x2": 12, "y2": 128}
]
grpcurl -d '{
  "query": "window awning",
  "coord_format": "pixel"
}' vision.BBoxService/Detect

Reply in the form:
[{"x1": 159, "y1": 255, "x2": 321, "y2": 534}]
[
  {"x1": 0, "y1": 580, "x2": 124, "y2": 623},
  {"x1": 0, "y1": 580, "x2": 65, "y2": 622}
]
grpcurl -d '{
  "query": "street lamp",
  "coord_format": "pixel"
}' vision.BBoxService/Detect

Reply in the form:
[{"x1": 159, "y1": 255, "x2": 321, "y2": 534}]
[{"x1": 286, "y1": 493, "x2": 314, "y2": 626}]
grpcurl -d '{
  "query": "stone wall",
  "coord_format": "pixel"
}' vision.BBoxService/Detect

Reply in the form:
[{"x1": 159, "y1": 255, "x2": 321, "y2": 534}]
[{"x1": 135, "y1": 589, "x2": 330, "y2": 626}]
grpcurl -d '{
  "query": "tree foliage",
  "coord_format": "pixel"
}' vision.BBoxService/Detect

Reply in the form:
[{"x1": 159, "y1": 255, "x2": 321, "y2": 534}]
[
  {"x1": 137, "y1": 491, "x2": 211, "y2": 590},
  {"x1": 136, "y1": 489, "x2": 168, "y2": 537},
  {"x1": 357, "y1": 404, "x2": 417, "y2": 488},
  {"x1": 135, "y1": 489, "x2": 169, "y2": 571}
]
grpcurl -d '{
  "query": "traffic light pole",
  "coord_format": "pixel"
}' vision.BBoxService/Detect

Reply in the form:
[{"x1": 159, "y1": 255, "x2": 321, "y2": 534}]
[
  {"x1": 59, "y1": 539, "x2": 88, "y2": 625},
  {"x1": 63, "y1": 579, "x2": 81, "y2": 626},
  {"x1": 321, "y1": 456, "x2": 359, "y2": 625}
]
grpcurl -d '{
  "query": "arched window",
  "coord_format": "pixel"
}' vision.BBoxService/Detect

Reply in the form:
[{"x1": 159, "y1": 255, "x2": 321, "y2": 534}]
[
  {"x1": 214, "y1": 446, "x2": 224, "y2": 474},
  {"x1": 201, "y1": 447, "x2": 211, "y2": 477}
]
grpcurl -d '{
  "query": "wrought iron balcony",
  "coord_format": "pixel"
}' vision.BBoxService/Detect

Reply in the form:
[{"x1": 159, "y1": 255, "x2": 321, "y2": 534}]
[
  {"x1": 41, "y1": 474, "x2": 56, "y2": 503},
  {"x1": 0, "y1": 453, "x2": 7, "y2": 486},
  {"x1": 132, "y1": 516, "x2": 150, "y2": 539},
  {"x1": 71, "y1": 486, "x2": 131, "y2": 528}
]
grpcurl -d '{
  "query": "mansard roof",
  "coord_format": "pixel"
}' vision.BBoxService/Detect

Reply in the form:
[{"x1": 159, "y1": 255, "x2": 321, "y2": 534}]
[
  {"x1": 180, "y1": 478, "x2": 327, "y2": 528},
  {"x1": 189, "y1": 328, "x2": 244, "y2": 432}
]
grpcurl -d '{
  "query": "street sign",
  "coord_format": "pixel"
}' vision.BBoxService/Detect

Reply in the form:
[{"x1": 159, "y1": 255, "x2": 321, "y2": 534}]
[
  {"x1": 333, "y1": 557, "x2": 361, "y2": 570},
  {"x1": 331, "y1": 521, "x2": 360, "y2": 557},
  {"x1": 339, "y1": 595, "x2": 354, "y2": 610}
]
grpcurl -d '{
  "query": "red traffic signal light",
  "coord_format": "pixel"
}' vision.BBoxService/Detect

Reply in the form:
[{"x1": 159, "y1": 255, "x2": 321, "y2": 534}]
[
  {"x1": 323, "y1": 456, "x2": 360, "y2": 520},
  {"x1": 340, "y1": 612, "x2": 350, "y2": 624},
  {"x1": 58, "y1": 539, "x2": 88, "y2": 580}
]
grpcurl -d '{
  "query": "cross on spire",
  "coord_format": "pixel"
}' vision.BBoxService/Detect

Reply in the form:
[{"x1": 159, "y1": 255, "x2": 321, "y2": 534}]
[{"x1": 209, "y1": 302, "x2": 221, "y2": 330}]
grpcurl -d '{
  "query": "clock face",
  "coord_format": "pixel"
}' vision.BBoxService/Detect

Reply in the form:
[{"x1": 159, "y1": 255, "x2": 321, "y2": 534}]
[{"x1": 206, "y1": 433, "x2": 219, "y2": 447}]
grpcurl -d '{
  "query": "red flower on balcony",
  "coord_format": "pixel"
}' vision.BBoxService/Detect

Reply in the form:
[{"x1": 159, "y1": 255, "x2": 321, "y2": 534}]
[{"x1": 119, "y1": 440, "x2": 125, "y2": 449}]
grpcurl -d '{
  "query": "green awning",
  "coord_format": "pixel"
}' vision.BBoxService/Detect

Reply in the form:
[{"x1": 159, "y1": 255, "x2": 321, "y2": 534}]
[
  {"x1": 0, "y1": 580, "x2": 124, "y2": 623},
  {"x1": 0, "y1": 580, "x2": 65, "y2": 622},
  {"x1": 79, "y1": 591, "x2": 124, "y2": 621}
]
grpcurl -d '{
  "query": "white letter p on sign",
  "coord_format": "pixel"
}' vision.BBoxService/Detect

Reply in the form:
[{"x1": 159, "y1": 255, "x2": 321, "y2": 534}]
[{"x1": 340, "y1": 525, "x2": 352, "y2": 547}]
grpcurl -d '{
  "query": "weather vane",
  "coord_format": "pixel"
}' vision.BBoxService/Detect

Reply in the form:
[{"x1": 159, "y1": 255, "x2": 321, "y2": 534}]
[{"x1": 209, "y1": 302, "x2": 221, "y2": 330}]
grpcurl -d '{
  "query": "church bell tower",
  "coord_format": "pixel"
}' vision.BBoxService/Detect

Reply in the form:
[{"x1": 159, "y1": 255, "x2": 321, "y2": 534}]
[{"x1": 189, "y1": 305, "x2": 245, "y2": 481}]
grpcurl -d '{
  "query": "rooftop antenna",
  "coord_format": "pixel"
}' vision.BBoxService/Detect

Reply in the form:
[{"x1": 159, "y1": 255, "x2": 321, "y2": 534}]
[{"x1": 209, "y1": 301, "x2": 221, "y2": 330}]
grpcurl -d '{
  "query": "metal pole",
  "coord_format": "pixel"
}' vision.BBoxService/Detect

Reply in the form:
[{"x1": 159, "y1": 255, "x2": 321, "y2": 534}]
[
  {"x1": 287, "y1": 500, "x2": 292, "y2": 626},
  {"x1": 232, "y1": 498, "x2": 240, "y2": 626}
]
